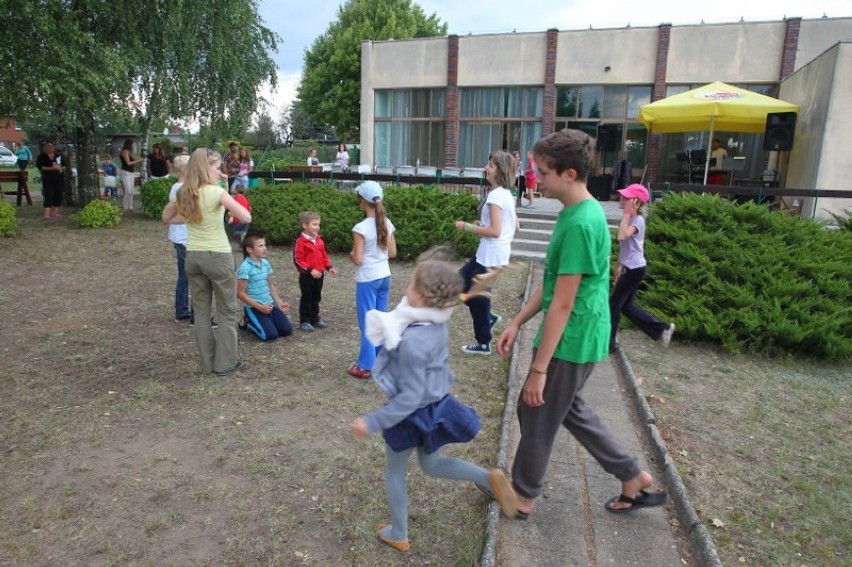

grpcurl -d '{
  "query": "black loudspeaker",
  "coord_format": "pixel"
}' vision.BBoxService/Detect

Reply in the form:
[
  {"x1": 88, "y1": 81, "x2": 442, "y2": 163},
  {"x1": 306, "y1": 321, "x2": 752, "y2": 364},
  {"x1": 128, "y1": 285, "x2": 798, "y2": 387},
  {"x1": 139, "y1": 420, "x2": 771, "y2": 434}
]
[
  {"x1": 596, "y1": 124, "x2": 618, "y2": 152},
  {"x1": 763, "y1": 112, "x2": 797, "y2": 151}
]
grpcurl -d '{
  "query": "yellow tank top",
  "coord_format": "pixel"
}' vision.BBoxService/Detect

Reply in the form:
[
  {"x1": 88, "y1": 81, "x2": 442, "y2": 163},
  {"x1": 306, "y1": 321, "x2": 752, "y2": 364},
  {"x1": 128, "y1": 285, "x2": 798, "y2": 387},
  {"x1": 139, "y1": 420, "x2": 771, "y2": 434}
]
[{"x1": 186, "y1": 185, "x2": 231, "y2": 253}]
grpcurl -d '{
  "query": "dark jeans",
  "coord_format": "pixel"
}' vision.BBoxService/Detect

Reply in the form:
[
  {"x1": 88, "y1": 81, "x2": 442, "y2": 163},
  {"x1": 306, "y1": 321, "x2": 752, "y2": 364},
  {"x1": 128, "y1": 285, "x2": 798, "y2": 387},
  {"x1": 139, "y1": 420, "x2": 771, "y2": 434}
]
[
  {"x1": 609, "y1": 265, "x2": 669, "y2": 349},
  {"x1": 173, "y1": 243, "x2": 191, "y2": 319},
  {"x1": 244, "y1": 304, "x2": 292, "y2": 341},
  {"x1": 459, "y1": 257, "x2": 492, "y2": 345},
  {"x1": 298, "y1": 273, "x2": 324, "y2": 324}
]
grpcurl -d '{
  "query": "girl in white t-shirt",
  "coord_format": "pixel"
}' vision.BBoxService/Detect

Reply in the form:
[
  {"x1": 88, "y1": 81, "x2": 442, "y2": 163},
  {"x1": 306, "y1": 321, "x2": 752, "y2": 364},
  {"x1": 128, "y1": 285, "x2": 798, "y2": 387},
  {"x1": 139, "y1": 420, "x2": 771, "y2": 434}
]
[
  {"x1": 348, "y1": 181, "x2": 397, "y2": 379},
  {"x1": 454, "y1": 151, "x2": 518, "y2": 355}
]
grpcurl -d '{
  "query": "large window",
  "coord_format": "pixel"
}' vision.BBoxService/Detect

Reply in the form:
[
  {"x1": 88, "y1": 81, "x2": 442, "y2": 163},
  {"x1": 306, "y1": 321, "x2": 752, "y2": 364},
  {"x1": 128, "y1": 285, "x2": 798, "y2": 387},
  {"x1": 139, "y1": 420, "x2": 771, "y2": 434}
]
[
  {"x1": 458, "y1": 87, "x2": 542, "y2": 168},
  {"x1": 374, "y1": 89, "x2": 445, "y2": 167},
  {"x1": 556, "y1": 85, "x2": 651, "y2": 174},
  {"x1": 657, "y1": 83, "x2": 778, "y2": 182}
]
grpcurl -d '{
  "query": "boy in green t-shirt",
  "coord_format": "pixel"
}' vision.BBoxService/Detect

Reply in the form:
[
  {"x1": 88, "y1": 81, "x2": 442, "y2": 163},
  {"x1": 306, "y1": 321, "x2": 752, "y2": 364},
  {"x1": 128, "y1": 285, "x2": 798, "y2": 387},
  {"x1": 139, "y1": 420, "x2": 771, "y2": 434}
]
[{"x1": 496, "y1": 129, "x2": 666, "y2": 517}]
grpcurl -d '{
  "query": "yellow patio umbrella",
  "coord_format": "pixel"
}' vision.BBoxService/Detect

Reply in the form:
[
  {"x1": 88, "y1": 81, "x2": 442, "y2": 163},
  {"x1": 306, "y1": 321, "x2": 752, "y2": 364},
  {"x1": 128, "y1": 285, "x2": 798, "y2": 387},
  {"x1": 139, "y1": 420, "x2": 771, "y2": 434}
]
[{"x1": 637, "y1": 82, "x2": 799, "y2": 184}]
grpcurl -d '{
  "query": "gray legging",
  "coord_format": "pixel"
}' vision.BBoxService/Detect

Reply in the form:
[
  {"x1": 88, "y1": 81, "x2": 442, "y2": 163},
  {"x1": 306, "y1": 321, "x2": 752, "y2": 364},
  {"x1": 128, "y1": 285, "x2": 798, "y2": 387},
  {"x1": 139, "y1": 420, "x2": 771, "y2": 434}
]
[{"x1": 381, "y1": 444, "x2": 491, "y2": 542}]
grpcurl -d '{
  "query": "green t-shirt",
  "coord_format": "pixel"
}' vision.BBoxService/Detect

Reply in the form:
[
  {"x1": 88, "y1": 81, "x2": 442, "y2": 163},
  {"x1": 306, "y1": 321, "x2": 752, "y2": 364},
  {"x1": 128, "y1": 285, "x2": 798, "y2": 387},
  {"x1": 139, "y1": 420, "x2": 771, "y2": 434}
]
[{"x1": 533, "y1": 198, "x2": 611, "y2": 364}]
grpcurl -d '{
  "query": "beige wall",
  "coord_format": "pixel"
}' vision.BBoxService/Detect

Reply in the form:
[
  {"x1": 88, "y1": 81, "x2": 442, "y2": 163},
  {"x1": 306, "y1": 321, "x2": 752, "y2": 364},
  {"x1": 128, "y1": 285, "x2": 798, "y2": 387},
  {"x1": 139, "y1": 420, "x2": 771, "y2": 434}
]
[
  {"x1": 368, "y1": 37, "x2": 448, "y2": 89},
  {"x1": 781, "y1": 43, "x2": 852, "y2": 221},
  {"x1": 797, "y1": 18, "x2": 852, "y2": 72},
  {"x1": 667, "y1": 22, "x2": 785, "y2": 83},
  {"x1": 458, "y1": 33, "x2": 546, "y2": 86},
  {"x1": 555, "y1": 27, "x2": 658, "y2": 84}
]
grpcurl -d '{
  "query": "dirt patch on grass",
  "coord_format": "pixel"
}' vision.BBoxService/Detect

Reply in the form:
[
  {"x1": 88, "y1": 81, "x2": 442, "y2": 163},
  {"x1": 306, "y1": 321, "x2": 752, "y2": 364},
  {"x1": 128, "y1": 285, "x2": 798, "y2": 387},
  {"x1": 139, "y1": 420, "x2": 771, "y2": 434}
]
[
  {"x1": 0, "y1": 205, "x2": 527, "y2": 566},
  {"x1": 619, "y1": 328, "x2": 851, "y2": 566}
]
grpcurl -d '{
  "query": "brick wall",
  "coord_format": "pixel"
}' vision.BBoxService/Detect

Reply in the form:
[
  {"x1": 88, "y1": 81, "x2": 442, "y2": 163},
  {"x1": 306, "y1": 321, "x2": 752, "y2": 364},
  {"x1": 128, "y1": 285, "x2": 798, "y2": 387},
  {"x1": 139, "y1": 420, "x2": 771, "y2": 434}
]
[
  {"x1": 444, "y1": 35, "x2": 460, "y2": 168},
  {"x1": 542, "y1": 29, "x2": 559, "y2": 138},
  {"x1": 645, "y1": 24, "x2": 672, "y2": 185},
  {"x1": 780, "y1": 18, "x2": 801, "y2": 80}
]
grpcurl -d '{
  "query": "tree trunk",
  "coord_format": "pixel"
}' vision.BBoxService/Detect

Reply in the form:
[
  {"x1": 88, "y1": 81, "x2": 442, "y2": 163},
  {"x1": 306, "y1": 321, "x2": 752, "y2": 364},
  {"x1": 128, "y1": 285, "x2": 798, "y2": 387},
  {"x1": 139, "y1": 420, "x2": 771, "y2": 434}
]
[
  {"x1": 77, "y1": 115, "x2": 100, "y2": 205},
  {"x1": 55, "y1": 107, "x2": 76, "y2": 207}
]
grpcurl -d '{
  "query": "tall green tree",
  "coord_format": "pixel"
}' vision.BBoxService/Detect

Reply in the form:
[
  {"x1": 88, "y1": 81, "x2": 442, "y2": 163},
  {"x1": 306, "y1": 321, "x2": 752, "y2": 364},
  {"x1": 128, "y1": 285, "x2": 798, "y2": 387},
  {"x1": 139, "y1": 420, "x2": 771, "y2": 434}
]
[
  {"x1": 0, "y1": 0, "x2": 278, "y2": 205},
  {"x1": 298, "y1": 0, "x2": 446, "y2": 139}
]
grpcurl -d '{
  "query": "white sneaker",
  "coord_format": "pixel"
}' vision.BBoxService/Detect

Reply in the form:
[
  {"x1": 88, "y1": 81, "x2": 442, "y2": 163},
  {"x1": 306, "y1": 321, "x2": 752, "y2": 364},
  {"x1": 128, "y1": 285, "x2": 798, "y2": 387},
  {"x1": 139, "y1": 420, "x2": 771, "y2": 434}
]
[{"x1": 661, "y1": 323, "x2": 675, "y2": 347}]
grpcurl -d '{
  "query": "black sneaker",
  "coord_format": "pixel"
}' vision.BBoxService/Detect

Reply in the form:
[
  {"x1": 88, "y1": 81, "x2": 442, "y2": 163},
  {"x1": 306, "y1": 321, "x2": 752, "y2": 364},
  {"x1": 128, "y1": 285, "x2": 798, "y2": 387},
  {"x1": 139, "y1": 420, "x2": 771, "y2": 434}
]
[
  {"x1": 313, "y1": 319, "x2": 328, "y2": 329},
  {"x1": 489, "y1": 312, "x2": 502, "y2": 329},
  {"x1": 461, "y1": 342, "x2": 491, "y2": 355}
]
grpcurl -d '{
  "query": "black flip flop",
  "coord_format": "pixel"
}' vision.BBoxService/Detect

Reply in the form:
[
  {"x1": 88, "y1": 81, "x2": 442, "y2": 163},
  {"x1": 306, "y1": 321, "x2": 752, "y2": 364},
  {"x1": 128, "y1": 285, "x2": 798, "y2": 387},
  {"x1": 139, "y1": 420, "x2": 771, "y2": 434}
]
[{"x1": 605, "y1": 490, "x2": 667, "y2": 513}]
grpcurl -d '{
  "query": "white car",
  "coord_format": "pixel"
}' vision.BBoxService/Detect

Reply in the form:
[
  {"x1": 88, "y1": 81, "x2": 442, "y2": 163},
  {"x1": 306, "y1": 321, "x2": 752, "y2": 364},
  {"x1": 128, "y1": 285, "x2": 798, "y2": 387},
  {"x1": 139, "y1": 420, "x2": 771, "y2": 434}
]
[{"x1": 0, "y1": 146, "x2": 17, "y2": 166}]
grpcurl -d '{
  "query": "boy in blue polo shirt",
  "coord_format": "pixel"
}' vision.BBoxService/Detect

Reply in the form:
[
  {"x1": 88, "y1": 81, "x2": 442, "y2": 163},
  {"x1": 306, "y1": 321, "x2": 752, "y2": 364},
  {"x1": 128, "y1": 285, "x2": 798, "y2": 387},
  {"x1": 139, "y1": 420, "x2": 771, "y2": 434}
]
[{"x1": 237, "y1": 231, "x2": 293, "y2": 341}]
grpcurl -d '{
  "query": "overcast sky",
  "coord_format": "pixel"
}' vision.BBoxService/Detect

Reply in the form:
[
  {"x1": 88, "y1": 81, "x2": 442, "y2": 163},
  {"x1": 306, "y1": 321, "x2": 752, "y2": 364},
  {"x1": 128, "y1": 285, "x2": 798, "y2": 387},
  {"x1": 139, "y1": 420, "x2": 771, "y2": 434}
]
[{"x1": 256, "y1": 0, "x2": 852, "y2": 120}]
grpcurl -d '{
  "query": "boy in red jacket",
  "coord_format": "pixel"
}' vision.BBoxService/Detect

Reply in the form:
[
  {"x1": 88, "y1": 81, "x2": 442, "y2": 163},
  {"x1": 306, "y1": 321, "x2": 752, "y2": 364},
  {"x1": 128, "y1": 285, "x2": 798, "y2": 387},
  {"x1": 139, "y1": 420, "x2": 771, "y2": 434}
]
[{"x1": 293, "y1": 211, "x2": 337, "y2": 331}]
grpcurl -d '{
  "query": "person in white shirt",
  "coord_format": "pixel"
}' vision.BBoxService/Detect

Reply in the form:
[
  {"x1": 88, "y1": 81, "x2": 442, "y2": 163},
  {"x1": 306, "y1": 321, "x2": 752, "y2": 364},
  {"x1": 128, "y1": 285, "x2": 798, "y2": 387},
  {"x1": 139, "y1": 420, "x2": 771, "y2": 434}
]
[
  {"x1": 307, "y1": 148, "x2": 319, "y2": 166},
  {"x1": 335, "y1": 143, "x2": 350, "y2": 170},
  {"x1": 454, "y1": 150, "x2": 518, "y2": 355}
]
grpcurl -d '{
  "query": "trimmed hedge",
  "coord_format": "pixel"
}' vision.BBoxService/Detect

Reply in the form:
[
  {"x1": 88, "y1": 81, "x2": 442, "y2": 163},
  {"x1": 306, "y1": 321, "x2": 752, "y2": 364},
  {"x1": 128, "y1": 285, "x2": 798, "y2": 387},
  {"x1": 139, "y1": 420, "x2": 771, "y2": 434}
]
[
  {"x1": 248, "y1": 183, "x2": 481, "y2": 260},
  {"x1": 139, "y1": 176, "x2": 176, "y2": 219},
  {"x1": 78, "y1": 199, "x2": 122, "y2": 228},
  {"x1": 640, "y1": 194, "x2": 852, "y2": 361},
  {"x1": 0, "y1": 200, "x2": 17, "y2": 237}
]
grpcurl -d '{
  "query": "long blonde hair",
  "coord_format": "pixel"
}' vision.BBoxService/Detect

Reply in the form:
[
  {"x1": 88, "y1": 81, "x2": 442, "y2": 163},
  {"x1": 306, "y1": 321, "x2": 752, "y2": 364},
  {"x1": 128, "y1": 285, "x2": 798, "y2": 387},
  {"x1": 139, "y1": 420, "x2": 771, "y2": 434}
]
[{"x1": 176, "y1": 148, "x2": 221, "y2": 224}]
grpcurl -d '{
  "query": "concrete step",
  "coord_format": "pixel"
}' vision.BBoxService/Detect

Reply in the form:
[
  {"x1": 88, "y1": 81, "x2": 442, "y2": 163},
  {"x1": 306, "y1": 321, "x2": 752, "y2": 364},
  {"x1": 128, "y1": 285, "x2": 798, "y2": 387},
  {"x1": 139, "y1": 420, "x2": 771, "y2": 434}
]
[
  {"x1": 511, "y1": 237, "x2": 550, "y2": 254},
  {"x1": 511, "y1": 249, "x2": 546, "y2": 261},
  {"x1": 516, "y1": 227, "x2": 553, "y2": 241},
  {"x1": 518, "y1": 217, "x2": 556, "y2": 231}
]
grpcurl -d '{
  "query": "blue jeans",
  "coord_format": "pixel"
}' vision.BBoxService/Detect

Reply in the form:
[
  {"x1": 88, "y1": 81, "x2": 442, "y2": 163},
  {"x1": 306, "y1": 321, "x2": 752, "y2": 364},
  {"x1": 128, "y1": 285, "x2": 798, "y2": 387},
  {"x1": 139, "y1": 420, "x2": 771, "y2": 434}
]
[
  {"x1": 459, "y1": 258, "x2": 492, "y2": 345},
  {"x1": 173, "y1": 243, "x2": 191, "y2": 319},
  {"x1": 355, "y1": 276, "x2": 391, "y2": 370},
  {"x1": 244, "y1": 304, "x2": 292, "y2": 341}
]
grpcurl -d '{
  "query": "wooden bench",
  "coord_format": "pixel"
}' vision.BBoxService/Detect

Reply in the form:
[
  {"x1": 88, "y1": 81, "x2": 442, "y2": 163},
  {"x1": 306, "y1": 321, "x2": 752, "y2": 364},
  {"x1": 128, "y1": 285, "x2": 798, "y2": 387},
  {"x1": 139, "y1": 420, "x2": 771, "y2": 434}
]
[{"x1": 0, "y1": 170, "x2": 32, "y2": 205}]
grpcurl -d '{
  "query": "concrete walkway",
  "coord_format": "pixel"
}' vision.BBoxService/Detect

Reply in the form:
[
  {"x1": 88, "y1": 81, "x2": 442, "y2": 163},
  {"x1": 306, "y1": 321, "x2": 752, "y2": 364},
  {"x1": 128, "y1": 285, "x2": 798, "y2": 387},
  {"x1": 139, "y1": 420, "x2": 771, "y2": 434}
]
[{"x1": 480, "y1": 249, "x2": 722, "y2": 566}]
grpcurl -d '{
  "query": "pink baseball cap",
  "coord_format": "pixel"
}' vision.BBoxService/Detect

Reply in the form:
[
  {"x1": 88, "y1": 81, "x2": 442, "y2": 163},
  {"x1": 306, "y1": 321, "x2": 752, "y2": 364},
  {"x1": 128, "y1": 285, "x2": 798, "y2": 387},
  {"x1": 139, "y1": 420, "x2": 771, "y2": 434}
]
[{"x1": 617, "y1": 183, "x2": 650, "y2": 203}]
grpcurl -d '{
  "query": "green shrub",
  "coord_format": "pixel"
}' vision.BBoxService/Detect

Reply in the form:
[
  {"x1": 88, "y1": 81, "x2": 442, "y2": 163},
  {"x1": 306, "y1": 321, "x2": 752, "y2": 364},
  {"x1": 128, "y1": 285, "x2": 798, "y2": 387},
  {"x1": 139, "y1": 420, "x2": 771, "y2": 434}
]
[
  {"x1": 639, "y1": 194, "x2": 852, "y2": 361},
  {"x1": 78, "y1": 199, "x2": 122, "y2": 228},
  {"x1": 139, "y1": 176, "x2": 176, "y2": 219},
  {"x1": 0, "y1": 200, "x2": 17, "y2": 237},
  {"x1": 256, "y1": 143, "x2": 338, "y2": 170},
  {"x1": 826, "y1": 208, "x2": 852, "y2": 231},
  {"x1": 248, "y1": 183, "x2": 480, "y2": 260}
]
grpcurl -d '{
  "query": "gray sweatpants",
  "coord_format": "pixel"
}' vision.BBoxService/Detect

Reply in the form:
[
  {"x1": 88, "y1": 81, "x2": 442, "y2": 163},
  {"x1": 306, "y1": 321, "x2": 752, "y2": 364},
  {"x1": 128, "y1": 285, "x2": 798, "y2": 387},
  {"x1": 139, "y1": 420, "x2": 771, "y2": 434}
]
[
  {"x1": 186, "y1": 250, "x2": 240, "y2": 373},
  {"x1": 511, "y1": 357, "x2": 640, "y2": 500}
]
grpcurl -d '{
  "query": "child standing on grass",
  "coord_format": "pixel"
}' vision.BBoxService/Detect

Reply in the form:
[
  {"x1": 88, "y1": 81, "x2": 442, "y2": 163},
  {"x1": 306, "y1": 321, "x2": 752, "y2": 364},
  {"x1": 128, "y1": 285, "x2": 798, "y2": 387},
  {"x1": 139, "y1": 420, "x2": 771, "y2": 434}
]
[
  {"x1": 454, "y1": 151, "x2": 517, "y2": 356},
  {"x1": 348, "y1": 181, "x2": 397, "y2": 379},
  {"x1": 609, "y1": 183, "x2": 675, "y2": 353},
  {"x1": 237, "y1": 231, "x2": 293, "y2": 341},
  {"x1": 496, "y1": 129, "x2": 666, "y2": 518},
  {"x1": 229, "y1": 184, "x2": 251, "y2": 244},
  {"x1": 101, "y1": 155, "x2": 118, "y2": 199},
  {"x1": 166, "y1": 154, "x2": 192, "y2": 323},
  {"x1": 350, "y1": 254, "x2": 519, "y2": 554},
  {"x1": 293, "y1": 211, "x2": 337, "y2": 332}
]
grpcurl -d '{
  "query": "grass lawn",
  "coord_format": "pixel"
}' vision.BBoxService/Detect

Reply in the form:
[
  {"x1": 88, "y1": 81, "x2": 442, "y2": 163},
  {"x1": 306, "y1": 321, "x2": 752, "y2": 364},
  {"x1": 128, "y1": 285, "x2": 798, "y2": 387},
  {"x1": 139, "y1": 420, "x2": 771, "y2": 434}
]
[
  {"x1": 0, "y1": 204, "x2": 526, "y2": 565},
  {"x1": 620, "y1": 329, "x2": 851, "y2": 566}
]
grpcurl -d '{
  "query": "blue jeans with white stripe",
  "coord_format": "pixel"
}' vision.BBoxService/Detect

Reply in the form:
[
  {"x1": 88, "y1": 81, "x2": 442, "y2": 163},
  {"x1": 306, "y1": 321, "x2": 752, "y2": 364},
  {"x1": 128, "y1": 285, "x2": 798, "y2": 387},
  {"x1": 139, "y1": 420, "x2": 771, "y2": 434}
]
[{"x1": 244, "y1": 304, "x2": 292, "y2": 341}]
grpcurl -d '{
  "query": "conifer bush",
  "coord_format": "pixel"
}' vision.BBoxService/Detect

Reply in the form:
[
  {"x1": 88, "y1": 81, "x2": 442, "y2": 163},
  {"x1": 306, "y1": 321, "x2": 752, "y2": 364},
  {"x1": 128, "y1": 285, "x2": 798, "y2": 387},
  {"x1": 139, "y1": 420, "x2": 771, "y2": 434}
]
[
  {"x1": 247, "y1": 183, "x2": 480, "y2": 260},
  {"x1": 0, "y1": 200, "x2": 17, "y2": 237},
  {"x1": 641, "y1": 194, "x2": 852, "y2": 361},
  {"x1": 77, "y1": 199, "x2": 121, "y2": 228}
]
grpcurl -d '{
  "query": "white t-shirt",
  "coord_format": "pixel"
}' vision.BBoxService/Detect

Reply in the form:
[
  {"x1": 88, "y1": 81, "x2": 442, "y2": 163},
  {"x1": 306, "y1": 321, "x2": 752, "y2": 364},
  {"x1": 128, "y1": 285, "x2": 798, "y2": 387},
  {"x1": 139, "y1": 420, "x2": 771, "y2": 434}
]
[
  {"x1": 167, "y1": 182, "x2": 188, "y2": 245},
  {"x1": 475, "y1": 186, "x2": 517, "y2": 267},
  {"x1": 352, "y1": 216, "x2": 395, "y2": 283}
]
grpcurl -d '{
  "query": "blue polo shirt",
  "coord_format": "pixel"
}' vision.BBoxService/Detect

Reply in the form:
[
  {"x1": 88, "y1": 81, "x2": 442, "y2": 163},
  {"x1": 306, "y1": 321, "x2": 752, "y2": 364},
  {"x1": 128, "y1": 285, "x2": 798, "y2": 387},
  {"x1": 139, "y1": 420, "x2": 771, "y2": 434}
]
[{"x1": 237, "y1": 257, "x2": 273, "y2": 305}]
